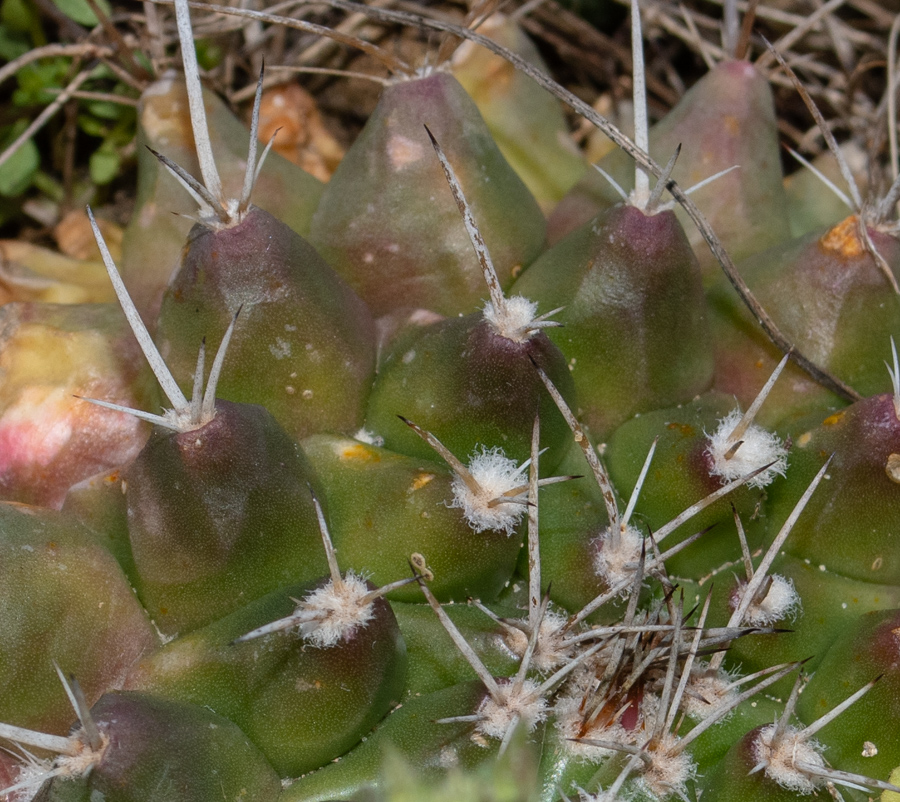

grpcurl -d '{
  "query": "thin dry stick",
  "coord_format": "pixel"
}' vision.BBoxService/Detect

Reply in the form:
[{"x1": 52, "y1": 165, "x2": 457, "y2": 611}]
[
  {"x1": 152, "y1": 0, "x2": 412, "y2": 76},
  {"x1": 232, "y1": 0, "x2": 397, "y2": 101},
  {"x1": 679, "y1": 3, "x2": 716, "y2": 71},
  {"x1": 0, "y1": 44, "x2": 112, "y2": 88},
  {"x1": 264, "y1": 64, "x2": 391, "y2": 85},
  {"x1": 280, "y1": 0, "x2": 862, "y2": 403},
  {"x1": 45, "y1": 89, "x2": 140, "y2": 106},
  {"x1": 734, "y1": 0, "x2": 760, "y2": 60},
  {"x1": 143, "y1": 0, "x2": 167, "y2": 68},
  {"x1": 888, "y1": 14, "x2": 900, "y2": 185},
  {"x1": 755, "y1": 0, "x2": 849, "y2": 70},
  {"x1": 0, "y1": 69, "x2": 95, "y2": 172}
]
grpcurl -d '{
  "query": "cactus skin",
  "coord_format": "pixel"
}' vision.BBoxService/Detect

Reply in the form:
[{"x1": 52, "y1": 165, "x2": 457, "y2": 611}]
[
  {"x1": 45, "y1": 692, "x2": 283, "y2": 802},
  {"x1": 308, "y1": 71, "x2": 546, "y2": 318},
  {"x1": 124, "y1": 400, "x2": 326, "y2": 635},
  {"x1": 0, "y1": 504, "x2": 157, "y2": 736},
  {"x1": 125, "y1": 580, "x2": 407, "y2": 776},
  {"x1": 301, "y1": 434, "x2": 524, "y2": 602},
  {"x1": 121, "y1": 74, "x2": 323, "y2": 322},
  {"x1": 511, "y1": 202, "x2": 713, "y2": 438},
  {"x1": 5, "y1": 7, "x2": 900, "y2": 802},
  {"x1": 364, "y1": 311, "x2": 575, "y2": 472},
  {"x1": 156, "y1": 207, "x2": 377, "y2": 443}
]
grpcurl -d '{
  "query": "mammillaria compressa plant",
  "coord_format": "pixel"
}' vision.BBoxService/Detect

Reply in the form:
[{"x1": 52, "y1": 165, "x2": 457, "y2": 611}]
[{"x1": 2, "y1": 0, "x2": 900, "y2": 800}]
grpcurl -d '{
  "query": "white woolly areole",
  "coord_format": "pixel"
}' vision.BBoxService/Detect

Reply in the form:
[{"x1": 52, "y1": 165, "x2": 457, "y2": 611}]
[
  {"x1": 753, "y1": 724, "x2": 827, "y2": 794},
  {"x1": 298, "y1": 572, "x2": 375, "y2": 648},
  {"x1": 593, "y1": 523, "x2": 644, "y2": 590},
  {"x1": 502, "y1": 610, "x2": 573, "y2": 674},
  {"x1": 733, "y1": 574, "x2": 802, "y2": 626},
  {"x1": 450, "y1": 447, "x2": 527, "y2": 535},
  {"x1": 5, "y1": 732, "x2": 109, "y2": 801},
  {"x1": 475, "y1": 679, "x2": 548, "y2": 741},
  {"x1": 553, "y1": 693, "x2": 631, "y2": 762},
  {"x1": 638, "y1": 733, "x2": 697, "y2": 801},
  {"x1": 705, "y1": 409, "x2": 788, "y2": 489},
  {"x1": 483, "y1": 296, "x2": 541, "y2": 342},
  {"x1": 682, "y1": 663, "x2": 740, "y2": 722}
]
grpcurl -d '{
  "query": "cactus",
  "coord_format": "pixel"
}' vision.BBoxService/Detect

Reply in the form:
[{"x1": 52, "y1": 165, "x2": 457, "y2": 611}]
[{"x1": 2, "y1": 1, "x2": 900, "y2": 801}]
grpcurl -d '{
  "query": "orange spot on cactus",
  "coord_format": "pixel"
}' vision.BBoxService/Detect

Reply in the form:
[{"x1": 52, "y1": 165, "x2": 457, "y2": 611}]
[
  {"x1": 819, "y1": 215, "x2": 865, "y2": 257},
  {"x1": 666, "y1": 422, "x2": 695, "y2": 436},
  {"x1": 796, "y1": 432, "x2": 812, "y2": 447},
  {"x1": 823, "y1": 411, "x2": 845, "y2": 426},
  {"x1": 755, "y1": 359, "x2": 764, "y2": 369},
  {"x1": 724, "y1": 115, "x2": 740, "y2": 135},
  {"x1": 340, "y1": 443, "x2": 381, "y2": 463},
  {"x1": 410, "y1": 472, "x2": 435, "y2": 491}
]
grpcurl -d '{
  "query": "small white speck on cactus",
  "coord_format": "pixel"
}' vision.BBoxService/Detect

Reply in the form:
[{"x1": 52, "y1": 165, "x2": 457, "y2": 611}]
[
  {"x1": 450, "y1": 446, "x2": 529, "y2": 535},
  {"x1": 706, "y1": 353, "x2": 790, "y2": 489},
  {"x1": 593, "y1": 522, "x2": 644, "y2": 589},
  {"x1": 706, "y1": 408, "x2": 788, "y2": 489},
  {"x1": 733, "y1": 574, "x2": 802, "y2": 626}
]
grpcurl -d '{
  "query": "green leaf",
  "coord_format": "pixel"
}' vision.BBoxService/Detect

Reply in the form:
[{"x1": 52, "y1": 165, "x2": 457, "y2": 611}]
[
  {"x1": 13, "y1": 58, "x2": 69, "y2": 106},
  {"x1": 0, "y1": 25, "x2": 29, "y2": 60},
  {"x1": 49, "y1": 0, "x2": 110, "y2": 26},
  {"x1": 89, "y1": 143, "x2": 120, "y2": 185},
  {"x1": 0, "y1": 123, "x2": 39, "y2": 196},
  {"x1": 84, "y1": 99, "x2": 120, "y2": 120},
  {"x1": 0, "y1": 0, "x2": 38, "y2": 32},
  {"x1": 77, "y1": 113, "x2": 108, "y2": 138}
]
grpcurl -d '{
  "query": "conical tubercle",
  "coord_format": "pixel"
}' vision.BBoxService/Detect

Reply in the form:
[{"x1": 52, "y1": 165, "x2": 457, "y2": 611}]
[
  {"x1": 424, "y1": 126, "x2": 561, "y2": 342},
  {"x1": 234, "y1": 490, "x2": 418, "y2": 648},
  {"x1": 618, "y1": 0, "x2": 738, "y2": 216},
  {"x1": 766, "y1": 38, "x2": 899, "y2": 294},
  {"x1": 750, "y1": 673, "x2": 900, "y2": 796},
  {"x1": 157, "y1": 0, "x2": 276, "y2": 228},
  {"x1": 82, "y1": 207, "x2": 238, "y2": 433}
]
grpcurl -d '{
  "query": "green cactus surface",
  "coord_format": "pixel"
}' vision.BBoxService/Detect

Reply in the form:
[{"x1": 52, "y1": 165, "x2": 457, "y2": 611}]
[{"x1": 1, "y1": 1, "x2": 900, "y2": 802}]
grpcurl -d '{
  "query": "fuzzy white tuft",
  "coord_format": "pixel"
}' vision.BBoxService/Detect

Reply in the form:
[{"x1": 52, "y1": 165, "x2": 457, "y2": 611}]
[
  {"x1": 682, "y1": 663, "x2": 740, "y2": 722},
  {"x1": 475, "y1": 679, "x2": 548, "y2": 741},
  {"x1": 638, "y1": 735, "x2": 697, "y2": 801},
  {"x1": 502, "y1": 610, "x2": 573, "y2": 675},
  {"x1": 732, "y1": 574, "x2": 802, "y2": 626},
  {"x1": 706, "y1": 409, "x2": 788, "y2": 489},
  {"x1": 593, "y1": 523, "x2": 644, "y2": 590},
  {"x1": 298, "y1": 572, "x2": 376, "y2": 648},
  {"x1": 553, "y1": 693, "x2": 631, "y2": 762},
  {"x1": 483, "y1": 296, "x2": 541, "y2": 343},
  {"x1": 753, "y1": 724, "x2": 827, "y2": 794},
  {"x1": 450, "y1": 447, "x2": 527, "y2": 535},
  {"x1": 1, "y1": 732, "x2": 108, "y2": 801}
]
